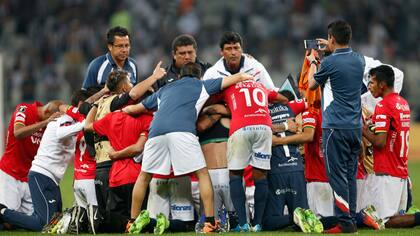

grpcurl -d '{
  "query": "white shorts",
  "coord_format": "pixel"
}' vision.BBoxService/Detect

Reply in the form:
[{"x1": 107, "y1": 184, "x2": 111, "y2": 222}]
[
  {"x1": 227, "y1": 125, "x2": 272, "y2": 170},
  {"x1": 209, "y1": 168, "x2": 235, "y2": 218},
  {"x1": 307, "y1": 182, "x2": 334, "y2": 217},
  {"x1": 356, "y1": 178, "x2": 367, "y2": 212},
  {"x1": 73, "y1": 179, "x2": 98, "y2": 208},
  {"x1": 365, "y1": 175, "x2": 407, "y2": 221},
  {"x1": 142, "y1": 132, "x2": 206, "y2": 176},
  {"x1": 245, "y1": 185, "x2": 255, "y2": 221},
  {"x1": 0, "y1": 169, "x2": 33, "y2": 214},
  {"x1": 147, "y1": 176, "x2": 194, "y2": 221}
]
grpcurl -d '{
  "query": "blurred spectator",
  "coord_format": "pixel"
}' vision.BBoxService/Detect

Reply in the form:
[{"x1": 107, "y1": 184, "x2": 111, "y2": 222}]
[{"x1": 0, "y1": 0, "x2": 419, "y2": 115}]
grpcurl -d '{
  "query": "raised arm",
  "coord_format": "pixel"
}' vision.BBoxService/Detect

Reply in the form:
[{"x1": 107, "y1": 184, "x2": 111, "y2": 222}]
[
  {"x1": 221, "y1": 73, "x2": 254, "y2": 89},
  {"x1": 84, "y1": 106, "x2": 97, "y2": 132},
  {"x1": 129, "y1": 61, "x2": 166, "y2": 100},
  {"x1": 306, "y1": 50, "x2": 320, "y2": 90},
  {"x1": 122, "y1": 103, "x2": 147, "y2": 115}
]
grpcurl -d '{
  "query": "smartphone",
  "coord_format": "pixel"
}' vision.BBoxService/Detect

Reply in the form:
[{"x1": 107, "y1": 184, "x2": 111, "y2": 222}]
[{"x1": 304, "y1": 39, "x2": 320, "y2": 50}]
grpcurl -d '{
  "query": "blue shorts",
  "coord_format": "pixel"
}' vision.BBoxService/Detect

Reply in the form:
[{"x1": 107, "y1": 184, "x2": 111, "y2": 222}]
[{"x1": 266, "y1": 171, "x2": 308, "y2": 216}]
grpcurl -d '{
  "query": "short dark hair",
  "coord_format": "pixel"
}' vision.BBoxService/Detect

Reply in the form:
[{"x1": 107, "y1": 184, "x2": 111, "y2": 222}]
[
  {"x1": 172, "y1": 34, "x2": 197, "y2": 53},
  {"x1": 369, "y1": 65, "x2": 395, "y2": 88},
  {"x1": 71, "y1": 90, "x2": 90, "y2": 107},
  {"x1": 180, "y1": 62, "x2": 202, "y2": 79},
  {"x1": 219, "y1": 31, "x2": 243, "y2": 49},
  {"x1": 107, "y1": 26, "x2": 130, "y2": 45},
  {"x1": 327, "y1": 20, "x2": 352, "y2": 45},
  {"x1": 106, "y1": 69, "x2": 130, "y2": 92},
  {"x1": 70, "y1": 87, "x2": 101, "y2": 107},
  {"x1": 279, "y1": 90, "x2": 296, "y2": 101}
]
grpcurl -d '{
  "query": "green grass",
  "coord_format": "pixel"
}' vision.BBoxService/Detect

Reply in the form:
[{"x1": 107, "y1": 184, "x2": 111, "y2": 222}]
[{"x1": 4, "y1": 162, "x2": 420, "y2": 235}]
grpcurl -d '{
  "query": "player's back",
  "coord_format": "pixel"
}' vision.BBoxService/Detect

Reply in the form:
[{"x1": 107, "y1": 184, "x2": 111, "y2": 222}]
[{"x1": 223, "y1": 80, "x2": 272, "y2": 135}]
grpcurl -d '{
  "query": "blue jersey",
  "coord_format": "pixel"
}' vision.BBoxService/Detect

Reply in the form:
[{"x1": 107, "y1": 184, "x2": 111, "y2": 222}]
[
  {"x1": 82, "y1": 53, "x2": 138, "y2": 89},
  {"x1": 269, "y1": 101, "x2": 305, "y2": 174},
  {"x1": 314, "y1": 48, "x2": 365, "y2": 129},
  {"x1": 142, "y1": 77, "x2": 223, "y2": 138}
]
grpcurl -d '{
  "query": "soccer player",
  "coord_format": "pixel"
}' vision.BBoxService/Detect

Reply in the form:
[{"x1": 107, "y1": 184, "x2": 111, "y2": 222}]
[
  {"x1": 145, "y1": 35, "x2": 212, "y2": 233},
  {"x1": 0, "y1": 100, "x2": 62, "y2": 229},
  {"x1": 307, "y1": 20, "x2": 364, "y2": 233},
  {"x1": 0, "y1": 95, "x2": 86, "y2": 231},
  {"x1": 59, "y1": 88, "x2": 101, "y2": 234},
  {"x1": 82, "y1": 26, "x2": 139, "y2": 89},
  {"x1": 211, "y1": 78, "x2": 288, "y2": 231},
  {"x1": 123, "y1": 62, "x2": 253, "y2": 233},
  {"x1": 86, "y1": 64, "x2": 165, "y2": 232},
  {"x1": 362, "y1": 65, "x2": 420, "y2": 228},
  {"x1": 261, "y1": 90, "x2": 316, "y2": 232},
  {"x1": 84, "y1": 106, "x2": 153, "y2": 233},
  {"x1": 196, "y1": 104, "x2": 236, "y2": 231},
  {"x1": 200, "y1": 32, "x2": 279, "y2": 231}
]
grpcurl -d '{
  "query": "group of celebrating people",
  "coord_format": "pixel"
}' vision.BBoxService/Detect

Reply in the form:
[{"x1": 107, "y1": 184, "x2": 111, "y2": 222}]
[{"x1": 0, "y1": 19, "x2": 419, "y2": 234}]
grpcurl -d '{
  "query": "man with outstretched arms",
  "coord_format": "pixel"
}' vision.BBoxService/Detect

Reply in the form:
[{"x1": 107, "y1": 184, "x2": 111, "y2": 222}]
[
  {"x1": 123, "y1": 62, "x2": 253, "y2": 234},
  {"x1": 210, "y1": 72, "x2": 287, "y2": 232}
]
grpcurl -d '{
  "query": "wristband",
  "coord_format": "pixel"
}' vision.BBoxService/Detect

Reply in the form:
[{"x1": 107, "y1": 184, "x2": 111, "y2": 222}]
[{"x1": 310, "y1": 60, "x2": 317, "y2": 65}]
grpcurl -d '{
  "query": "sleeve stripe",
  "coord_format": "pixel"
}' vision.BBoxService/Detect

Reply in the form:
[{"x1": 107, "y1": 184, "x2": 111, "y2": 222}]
[
  {"x1": 302, "y1": 125, "x2": 316, "y2": 129},
  {"x1": 14, "y1": 121, "x2": 25, "y2": 126},
  {"x1": 375, "y1": 130, "x2": 387, "y2": 134}
]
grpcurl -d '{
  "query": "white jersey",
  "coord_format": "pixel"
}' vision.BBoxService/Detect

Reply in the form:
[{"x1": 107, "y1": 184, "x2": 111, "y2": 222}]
[
  {"x1": 361, "y1": 56, "x2": 404, "y2": 113},
  {"x1": 30, "y1": 114, "x2": 85, "y2": 185},
  {"x1": 203, "y1": 54, "x2": 278, "y2": 91}
]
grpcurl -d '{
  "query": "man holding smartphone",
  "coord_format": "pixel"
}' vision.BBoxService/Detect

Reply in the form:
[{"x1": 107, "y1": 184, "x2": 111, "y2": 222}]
[{"x1": 305, "y1": 20, "x2": 365, "y2": 234}]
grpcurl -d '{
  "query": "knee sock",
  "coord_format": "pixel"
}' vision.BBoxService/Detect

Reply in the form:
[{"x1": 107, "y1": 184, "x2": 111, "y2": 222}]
[
  {"x1": 253, "y1": 178, "x2": 268, "y2": 226},
  {"x1": 229, "y1": 175, "x2": 247, "y2": 225},
  {"x1": 228, "y1": 211, "x2": 239, "y2": 229}
]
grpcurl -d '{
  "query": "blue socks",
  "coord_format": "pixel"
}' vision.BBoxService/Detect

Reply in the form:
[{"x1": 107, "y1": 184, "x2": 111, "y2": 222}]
[
  {"x1": 229, "y1": 175, "x2": 247, "y2": 225},
  {"x1": 253, "y1": 178, "x2": 268, "y2": 225}
]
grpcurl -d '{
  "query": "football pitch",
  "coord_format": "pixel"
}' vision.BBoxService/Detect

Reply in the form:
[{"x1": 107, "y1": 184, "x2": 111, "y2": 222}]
[{"x1": 4, "y1": 161, "x2": 420, "y2": 235}]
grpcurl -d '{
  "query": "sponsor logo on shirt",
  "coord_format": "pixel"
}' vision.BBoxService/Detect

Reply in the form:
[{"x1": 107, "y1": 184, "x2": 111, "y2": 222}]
[
  {"x1": 396, "y1": 103, "x2": 409, "y2": 111},
  {"x1": 303, "y1": 117, "x2": 316, "y2": 124},
  {"x1": 375, "y1": 121, "x2": 386, "y2": 128},
  {"x1": 255, "y1": 108, "x2": 267, "y2": 114},
  {"x1": 375, "y1": 115, "x2": 387, "y2": 120}
]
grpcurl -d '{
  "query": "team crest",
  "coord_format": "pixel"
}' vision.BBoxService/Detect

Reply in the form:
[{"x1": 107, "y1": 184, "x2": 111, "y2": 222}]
[{"x1": 18, "y1": 106, "x2": 27, "y2": 112}]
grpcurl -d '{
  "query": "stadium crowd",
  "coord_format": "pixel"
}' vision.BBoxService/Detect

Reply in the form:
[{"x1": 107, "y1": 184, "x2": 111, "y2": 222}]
[
  {"x1": 1, "y1": 16, "x2": 420, "y2": 234},
  {"x1": 1, "y1": 0, "x2": 420, "y2": 117}
]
